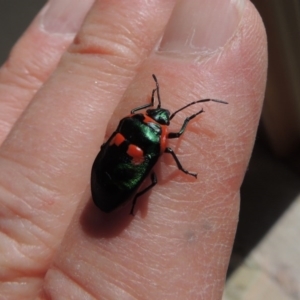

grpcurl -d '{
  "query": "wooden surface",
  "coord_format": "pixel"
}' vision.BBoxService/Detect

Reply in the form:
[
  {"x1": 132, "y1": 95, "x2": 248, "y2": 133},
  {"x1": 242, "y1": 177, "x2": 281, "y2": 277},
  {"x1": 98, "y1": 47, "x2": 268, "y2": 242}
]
[{"x1": 223, "y1": 194, "x2": 300, "y2": 300}]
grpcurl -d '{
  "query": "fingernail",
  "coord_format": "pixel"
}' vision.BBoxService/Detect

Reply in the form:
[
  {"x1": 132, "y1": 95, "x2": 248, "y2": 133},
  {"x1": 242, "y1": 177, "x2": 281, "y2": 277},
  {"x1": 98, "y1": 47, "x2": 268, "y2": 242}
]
[
  {"x1": 158, "y1": 0, "x2": 245, "y2": 55},
  {"x1": 41, "y1": 0, "x2": 94, "y2": 35}
]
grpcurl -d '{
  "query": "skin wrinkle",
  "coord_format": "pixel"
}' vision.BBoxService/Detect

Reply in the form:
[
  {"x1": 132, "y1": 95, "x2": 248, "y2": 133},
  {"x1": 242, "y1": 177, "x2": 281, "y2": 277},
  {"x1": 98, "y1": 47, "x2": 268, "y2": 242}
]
[
  {"x1": 46, "y1": 266, "x2": 100, "y2": 300},
  {"x1": 0, "y1": 86, "x2": 35, "y2": 123},
  {"x1": 0, "y1": 145, "x2": 44, "y2": 177},
  {"x1": 74, "y1": 239, "x2": 154, "y2": 286},
  {"x1": 76, "y1": 33, "x2": 142, "y2": 59},
  {"x1": 5, "y1": 28, "x2": 67, "y2": 73},
  {"x1": 47, "y1": 74, "x2": 121, "y2": 110},
  {"x1": 67, "y1": 254, "x2": 145, "y2": 299},
  {"x1": 0, "y1": 62, "x2": 43, "y2": 91},
  {"x1": 58, "y1": 53, "x2": 127, "y2": 81},
  {"x1": 58, "y1": 56, "x2": 137, "y2": 101},
  {"x1": 40, "y1": 60, "x2": 133, "y2": 127},
  {"x1": 1, "y1": 224, "x2": 53, "y2": 264},
  {"x1": 0, "y1": 185, "x2": 40, "y2": 224},
  {"x1": 1, "y1": 152, "x2": 64, "y2": 191},
  {"x1": 1, "y1": 279, "x2": 42, "y2": 300},
  {"x1": 1, "y1": 190, "x2": 74, "y2": 267},
  {"x1": 0, "y1": 212, "x2": 54, "y2": 253},
  {"x1": 0, "y1": 159, "x2": 65, "y2": 211},
  {"x1": 127, "y1": 244, "x2": 165, "y2": 267},
  {"x1": 5, "y1": 140, "x2": 86, "y2": 191},
  {"x1": 70, "y1": 3, "x2": 167, "y2": 61},
  {"x1": 0, "y1": 243, "x2": 44, "y2": 280},
  {"x1": 0, "y1": 221, "x2": 45, "y2": 263}
]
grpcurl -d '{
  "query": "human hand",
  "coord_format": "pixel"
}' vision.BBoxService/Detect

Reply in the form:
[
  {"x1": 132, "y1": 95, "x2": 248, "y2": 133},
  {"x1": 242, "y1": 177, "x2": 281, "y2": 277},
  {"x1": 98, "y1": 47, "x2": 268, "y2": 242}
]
[{"x1": 0, "y1": 0, "x2": 267, "y2": 299}]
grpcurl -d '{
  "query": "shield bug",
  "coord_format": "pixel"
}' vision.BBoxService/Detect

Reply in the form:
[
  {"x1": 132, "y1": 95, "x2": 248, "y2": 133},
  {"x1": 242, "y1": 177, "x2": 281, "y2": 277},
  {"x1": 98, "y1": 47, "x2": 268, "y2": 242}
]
[{"x1": 91, "y1": 75, "x2": 227, "y2": 215}]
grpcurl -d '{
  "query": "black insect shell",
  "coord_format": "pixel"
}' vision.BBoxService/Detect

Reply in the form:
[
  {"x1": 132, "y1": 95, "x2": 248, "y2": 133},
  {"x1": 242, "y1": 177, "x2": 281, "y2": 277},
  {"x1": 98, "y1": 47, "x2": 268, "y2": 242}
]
[{"x1": 91, "y1": 113, "x2": 164, "y2": 213}]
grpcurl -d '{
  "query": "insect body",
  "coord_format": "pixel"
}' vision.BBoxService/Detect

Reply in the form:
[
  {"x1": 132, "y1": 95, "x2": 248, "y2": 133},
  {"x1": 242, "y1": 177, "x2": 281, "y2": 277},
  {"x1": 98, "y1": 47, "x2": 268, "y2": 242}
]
[{"x1": 91, "y1": 75, "x2": 227, "y2": 215}]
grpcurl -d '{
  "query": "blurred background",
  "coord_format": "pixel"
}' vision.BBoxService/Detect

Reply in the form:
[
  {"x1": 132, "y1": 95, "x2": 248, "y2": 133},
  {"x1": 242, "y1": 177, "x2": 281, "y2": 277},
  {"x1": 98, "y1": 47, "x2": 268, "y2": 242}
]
[{"x1": 0, "y1": 1, "x2": 300, "y2": 299}]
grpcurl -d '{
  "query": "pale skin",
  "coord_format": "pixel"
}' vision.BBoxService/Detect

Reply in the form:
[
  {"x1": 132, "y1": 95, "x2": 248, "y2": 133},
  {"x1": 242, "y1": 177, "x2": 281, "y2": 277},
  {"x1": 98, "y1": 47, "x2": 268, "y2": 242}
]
[{"x1": 0, "y1": 0, "x2": 267, "y2": 299}]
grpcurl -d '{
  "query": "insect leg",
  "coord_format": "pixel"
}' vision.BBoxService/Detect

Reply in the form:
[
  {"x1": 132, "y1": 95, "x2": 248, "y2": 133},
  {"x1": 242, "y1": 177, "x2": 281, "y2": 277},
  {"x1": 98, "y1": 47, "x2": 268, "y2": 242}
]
[
  {"x1": 130, "y1": 74, "x2": 160, "y2": 114},
  {"x1": 165, "y1": 147, "x2": 197, "y2": 178},
  {"x1": 130, "y1": 173, "x2": 157, "y2": 215},
  {"x1": 168, "y1": 109, "x2": 204, "y2": 139}
]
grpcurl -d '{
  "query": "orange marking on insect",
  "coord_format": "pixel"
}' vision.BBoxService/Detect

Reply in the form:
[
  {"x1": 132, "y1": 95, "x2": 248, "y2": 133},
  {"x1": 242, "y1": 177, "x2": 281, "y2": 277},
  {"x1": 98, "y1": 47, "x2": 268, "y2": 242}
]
[
  {"x1": 160, "y1": 125, "x2": 168, "y2": 153},
  {"x1": 127, "y1": 144, "x2": 144, "y2": 165},
  {"x1": 143, "y1": 115, "x2": 155, "y2": 124},
  {"x1": 111, "y1": 133, "x2": 125, "y2": 146},
  {"x1": 142, "y1": 115, "x2": 168, "y2": 153}
]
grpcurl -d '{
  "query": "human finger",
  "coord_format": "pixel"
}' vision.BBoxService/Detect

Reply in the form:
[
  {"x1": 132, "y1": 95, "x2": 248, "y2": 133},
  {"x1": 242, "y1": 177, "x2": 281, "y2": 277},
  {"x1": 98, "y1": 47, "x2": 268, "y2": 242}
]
[
  {"x1": 0, "y1": 0, "x2": 176, "y2": 298},
  {"x1": 0, "y1": 0, "x2": 94, "y2": 143},
  {"x1": 42, "y1": 0, "x2": 267, "y2": 299}
]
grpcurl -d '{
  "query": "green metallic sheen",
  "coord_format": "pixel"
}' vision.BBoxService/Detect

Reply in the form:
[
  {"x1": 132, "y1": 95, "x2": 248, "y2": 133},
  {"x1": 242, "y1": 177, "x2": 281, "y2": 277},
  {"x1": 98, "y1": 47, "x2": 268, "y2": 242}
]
[
  {"x1": 91, "y1": 114, "x2": 162, "y2": 212},
  {"x1": 146, "y1": 108, "x2": 170, "y2": 125}
]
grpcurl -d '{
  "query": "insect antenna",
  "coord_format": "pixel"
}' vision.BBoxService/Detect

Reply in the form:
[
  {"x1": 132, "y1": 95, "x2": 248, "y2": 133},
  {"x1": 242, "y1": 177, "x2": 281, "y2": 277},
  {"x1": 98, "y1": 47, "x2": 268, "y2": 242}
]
[
  {"x1": 169, "y1": 98, "x2": 228, "y2": 120},
  {"x1": 152, "y1": 74, "x2": 161, "y2": 109}
]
